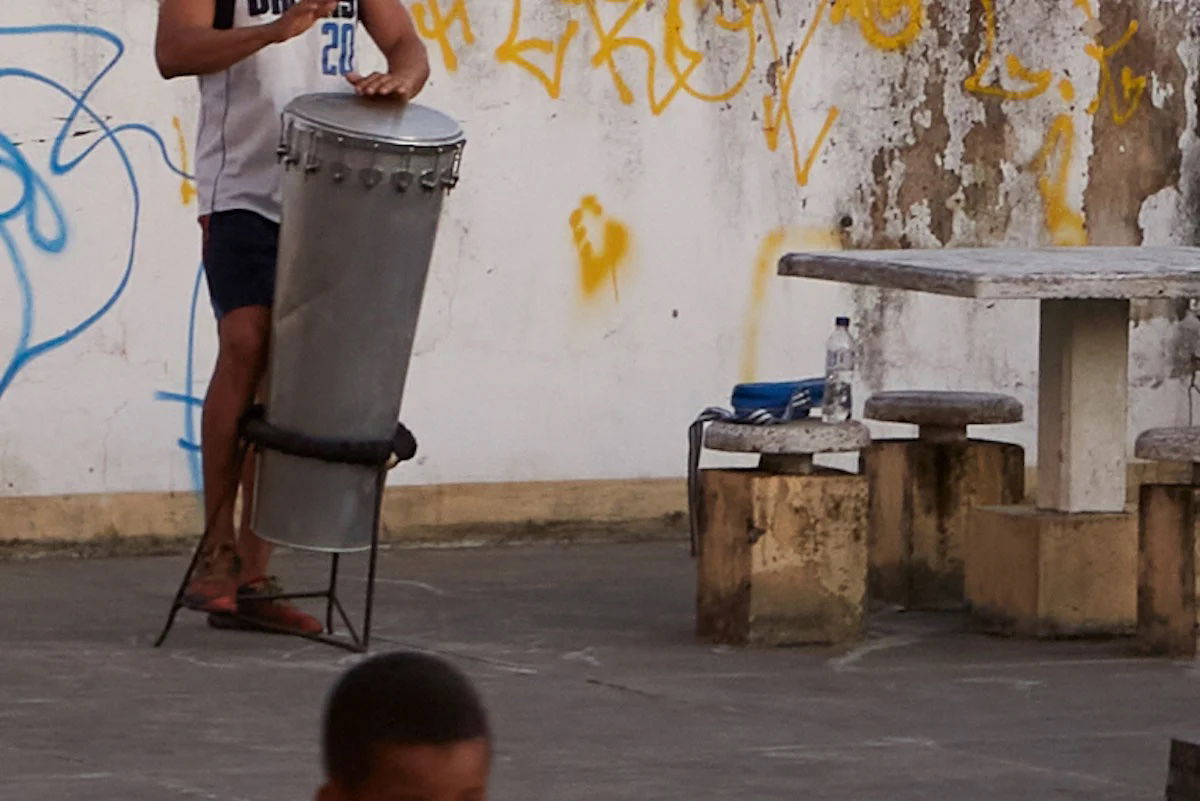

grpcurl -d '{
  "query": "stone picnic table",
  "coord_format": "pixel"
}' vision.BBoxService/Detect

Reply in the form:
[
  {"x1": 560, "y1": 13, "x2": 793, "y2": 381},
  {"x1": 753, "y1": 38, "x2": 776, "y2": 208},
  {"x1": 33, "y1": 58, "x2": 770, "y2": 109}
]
[
  {"x1": 779, "y1": 246, "x2": 1200, "y2": 513},
  {"x1": 778, "y1": 246, "x2": 1200, "y2": 635}
]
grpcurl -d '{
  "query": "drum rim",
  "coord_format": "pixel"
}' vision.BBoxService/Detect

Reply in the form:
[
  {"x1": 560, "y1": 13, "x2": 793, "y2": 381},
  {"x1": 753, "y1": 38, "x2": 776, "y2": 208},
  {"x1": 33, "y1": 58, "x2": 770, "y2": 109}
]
[{"x1": 284, "y1": 92, "x2": 465, "y2": 148}]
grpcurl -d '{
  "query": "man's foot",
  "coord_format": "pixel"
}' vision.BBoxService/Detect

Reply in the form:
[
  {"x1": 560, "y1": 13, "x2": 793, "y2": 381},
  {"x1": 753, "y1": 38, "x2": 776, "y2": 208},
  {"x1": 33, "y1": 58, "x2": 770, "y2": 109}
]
[
  {"x1": 229, "y1": 576, "x2": 323, "y2": 635},
  {"x1": 181, "y1": 544, "x2": 239, "y2": 614}
]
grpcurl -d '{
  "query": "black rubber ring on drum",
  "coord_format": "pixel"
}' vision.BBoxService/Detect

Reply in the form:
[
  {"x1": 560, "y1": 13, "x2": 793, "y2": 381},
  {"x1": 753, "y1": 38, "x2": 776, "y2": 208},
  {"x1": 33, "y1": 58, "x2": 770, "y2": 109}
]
[{"x1": 238, "y1": 404, "x2": 417, "y2": 468}]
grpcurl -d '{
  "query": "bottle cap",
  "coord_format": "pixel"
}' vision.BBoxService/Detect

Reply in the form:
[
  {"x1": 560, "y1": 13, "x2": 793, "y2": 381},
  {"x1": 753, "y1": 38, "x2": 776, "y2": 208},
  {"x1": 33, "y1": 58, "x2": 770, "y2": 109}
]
[{"x1": 835, "y1": 316, "x2": 850, "y2": 327}]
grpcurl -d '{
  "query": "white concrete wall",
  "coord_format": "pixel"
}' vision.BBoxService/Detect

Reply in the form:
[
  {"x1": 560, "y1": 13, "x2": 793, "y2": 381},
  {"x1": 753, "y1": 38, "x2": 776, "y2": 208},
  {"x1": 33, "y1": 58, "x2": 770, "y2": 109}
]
[{"x1": 1, "y1": 0, "x2": 1198, "y2": 499}]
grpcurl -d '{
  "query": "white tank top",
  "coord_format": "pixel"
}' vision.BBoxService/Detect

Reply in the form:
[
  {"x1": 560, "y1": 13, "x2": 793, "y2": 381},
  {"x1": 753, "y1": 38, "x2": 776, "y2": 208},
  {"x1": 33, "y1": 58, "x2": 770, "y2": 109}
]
[{"x1": 195, "y1": 0, "x2": 360, "y2": 222}]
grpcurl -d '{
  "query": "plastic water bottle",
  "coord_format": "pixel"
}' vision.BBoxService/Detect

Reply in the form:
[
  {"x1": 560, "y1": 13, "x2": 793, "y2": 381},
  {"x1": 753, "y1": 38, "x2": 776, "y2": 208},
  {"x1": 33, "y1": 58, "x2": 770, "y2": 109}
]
[{"x1": 822, "y1": 316, "x2": 854, "y2": 423}]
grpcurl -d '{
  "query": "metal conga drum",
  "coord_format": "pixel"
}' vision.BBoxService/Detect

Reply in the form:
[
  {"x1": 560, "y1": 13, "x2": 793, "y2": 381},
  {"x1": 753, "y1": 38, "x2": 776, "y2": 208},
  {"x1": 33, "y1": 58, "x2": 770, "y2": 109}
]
[{"x1": 252, "y1": 93, "x2": 465, "y2": 552}]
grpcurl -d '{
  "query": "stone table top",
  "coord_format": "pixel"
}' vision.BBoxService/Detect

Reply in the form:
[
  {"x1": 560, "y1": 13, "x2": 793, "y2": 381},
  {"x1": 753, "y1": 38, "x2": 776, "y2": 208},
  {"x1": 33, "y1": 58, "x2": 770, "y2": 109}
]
[{"x1": 777, "y1": 246, "x2": 1200, "y2": 300}]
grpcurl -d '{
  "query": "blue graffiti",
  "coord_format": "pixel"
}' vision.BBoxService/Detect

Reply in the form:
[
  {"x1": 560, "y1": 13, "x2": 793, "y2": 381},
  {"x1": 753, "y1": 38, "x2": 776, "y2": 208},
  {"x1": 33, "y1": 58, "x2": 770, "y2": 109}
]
[
  {"x1": 153, "y1": 264, "x2": 206, "y2": 493},
  {"x1": 0, "y1": 24, "x2": 202, "y2": 490}
]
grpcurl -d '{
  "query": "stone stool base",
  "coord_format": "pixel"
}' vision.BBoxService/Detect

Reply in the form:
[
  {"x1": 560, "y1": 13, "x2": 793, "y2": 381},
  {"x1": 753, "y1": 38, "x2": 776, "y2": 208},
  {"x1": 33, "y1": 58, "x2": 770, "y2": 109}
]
[
  {"x1": 1138, "y1": 484, "x2": 1199, "y2": 657},
  {"x1": 696, "y1": 468, "x2": 867, "y2": 646},
  {"x1": 966, "y1": 506, "x2": 1136, "y2": 637},
  {"x1": 863, "y1": 439, "x2": 1024, "y2": 610}
]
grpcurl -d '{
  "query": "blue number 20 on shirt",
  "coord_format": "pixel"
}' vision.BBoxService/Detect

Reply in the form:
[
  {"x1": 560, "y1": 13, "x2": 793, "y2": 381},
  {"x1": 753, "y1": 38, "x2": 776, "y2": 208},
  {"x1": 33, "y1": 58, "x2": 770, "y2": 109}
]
[{"x1": 321, "y1": 21, "x2": 356, "y2": 76}]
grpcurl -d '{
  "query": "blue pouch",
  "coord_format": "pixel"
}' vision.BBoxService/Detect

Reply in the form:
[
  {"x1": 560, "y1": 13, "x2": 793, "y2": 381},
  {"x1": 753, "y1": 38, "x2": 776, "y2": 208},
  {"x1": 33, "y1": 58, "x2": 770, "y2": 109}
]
[{"x1": 731, "y1": 378, "x2": 825, "y2": 420}]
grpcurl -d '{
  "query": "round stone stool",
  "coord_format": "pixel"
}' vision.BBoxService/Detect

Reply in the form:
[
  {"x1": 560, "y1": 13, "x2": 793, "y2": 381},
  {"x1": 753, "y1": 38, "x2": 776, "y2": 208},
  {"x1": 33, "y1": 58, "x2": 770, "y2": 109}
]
[
  {"x1": 1137, "y1": 427, "x2": 1200, "y2": 485},
  {"x1": 705, "y1": 419, "x2": 871, "y2": 475},
  {"x1": 862, "y1": 391, "x2": 1025, "y2": 611},
  {"x1": 1134, "y1": 426, "x2": 1200, "y2": 656},
  {"x1": 865, "y1": 391, "x2": 1023, "y2": 442},
  {"x1": 697, "y1": 419, "x2": 871, "y2": 646}
]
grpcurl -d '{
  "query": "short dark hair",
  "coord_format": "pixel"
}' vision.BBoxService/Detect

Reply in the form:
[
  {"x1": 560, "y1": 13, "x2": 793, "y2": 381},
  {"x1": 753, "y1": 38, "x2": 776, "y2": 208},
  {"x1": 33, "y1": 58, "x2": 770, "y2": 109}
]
[{"x1": 322, "y1": 651, "x2": 490, "y2": 788}]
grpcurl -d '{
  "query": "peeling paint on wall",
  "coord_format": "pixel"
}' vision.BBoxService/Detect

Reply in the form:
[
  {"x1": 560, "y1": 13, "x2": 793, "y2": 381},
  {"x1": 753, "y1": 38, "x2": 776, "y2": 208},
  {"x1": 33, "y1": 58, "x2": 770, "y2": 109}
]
[{"x1": 1084, "y1": 0, "x2": 1187, "y2": 247}]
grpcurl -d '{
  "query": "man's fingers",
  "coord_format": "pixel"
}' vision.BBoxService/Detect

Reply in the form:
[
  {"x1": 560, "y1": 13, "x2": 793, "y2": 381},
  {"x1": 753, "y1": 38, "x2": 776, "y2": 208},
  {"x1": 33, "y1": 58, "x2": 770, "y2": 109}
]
[
  {"x1": 347, "y1": 71, "x2": 375, "y2": 94},
  {"x1": 345, "y1": 72, "x2": 411, "y2": 99},
  {"x1": 368, "y1": 76, "x2": 395, "y2": 95},
  {"x1": 349, "y1": 72, "x2": 383, "y2": 95},
  {"x1": 376, "y1": 78, "x2": 406, "y2": 98},
  {"x1": 359, "y1": 73, "x2": 390, "y2": 96}
]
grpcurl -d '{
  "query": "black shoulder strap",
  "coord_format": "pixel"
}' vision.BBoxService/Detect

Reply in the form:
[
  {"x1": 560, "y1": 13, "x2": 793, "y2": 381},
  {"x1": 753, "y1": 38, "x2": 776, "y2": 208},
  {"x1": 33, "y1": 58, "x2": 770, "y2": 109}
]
[{"x1": 213, "y1": 0, "x2": 235, "y2": 29}]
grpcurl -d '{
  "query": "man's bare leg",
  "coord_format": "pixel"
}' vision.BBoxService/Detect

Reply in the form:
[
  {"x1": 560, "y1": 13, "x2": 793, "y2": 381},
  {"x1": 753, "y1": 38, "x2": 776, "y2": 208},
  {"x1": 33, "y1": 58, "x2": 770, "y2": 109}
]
[
  {"x1": 185, "y1": 305, "x2": 271, "y2": 611},
  {"x1": 221, "y1": 357, "x2": 323, "y2": 634}
]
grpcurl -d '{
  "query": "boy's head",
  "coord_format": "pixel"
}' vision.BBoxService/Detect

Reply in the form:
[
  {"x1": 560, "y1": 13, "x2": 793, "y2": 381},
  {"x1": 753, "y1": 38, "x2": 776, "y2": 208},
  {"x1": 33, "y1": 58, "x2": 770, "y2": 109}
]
[{"x1": 319, "y1": 652, "x2": 491, "y2": 801}]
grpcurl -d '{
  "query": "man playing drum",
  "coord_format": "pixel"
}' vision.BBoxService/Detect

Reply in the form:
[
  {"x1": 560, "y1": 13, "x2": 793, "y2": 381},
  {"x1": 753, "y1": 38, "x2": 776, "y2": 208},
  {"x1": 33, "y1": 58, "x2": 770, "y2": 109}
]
[{"x1": 155, "y1": 0, "x2": 430, "y2": 633}]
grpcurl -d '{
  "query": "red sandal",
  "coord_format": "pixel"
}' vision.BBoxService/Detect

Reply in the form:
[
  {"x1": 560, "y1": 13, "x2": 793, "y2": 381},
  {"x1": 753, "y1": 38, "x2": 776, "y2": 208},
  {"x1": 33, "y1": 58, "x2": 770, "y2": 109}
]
[
  {"x1": 207, "y1": 576, "x2": 322, "y2": 635},
  {"x1": 182, "y1": 544, "x2": 239, "y2": 615}
]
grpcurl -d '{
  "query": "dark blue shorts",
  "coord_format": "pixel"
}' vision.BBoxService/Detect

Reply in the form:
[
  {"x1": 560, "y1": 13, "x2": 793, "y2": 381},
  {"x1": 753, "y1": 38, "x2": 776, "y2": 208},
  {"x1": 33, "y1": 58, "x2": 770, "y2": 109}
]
[{"x1": 200, "y1": 209, "x2": 279, "y2": 319}]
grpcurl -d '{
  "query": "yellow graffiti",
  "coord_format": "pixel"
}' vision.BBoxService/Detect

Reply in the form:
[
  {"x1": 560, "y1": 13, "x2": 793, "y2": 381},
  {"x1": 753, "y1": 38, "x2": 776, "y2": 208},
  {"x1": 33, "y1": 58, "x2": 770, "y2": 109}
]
[
  {"x1": 171, "y1": 116, "x2": 196, "y2": 206},
  {"x1": 494, "y1": 0, "x2": 580, "y2": 99},
  {"x1": 660, "y1": 0, "x2": 758, "y2": 105},
  {"x1": 493, "y1": 0, "x2": 833, "y2": 186},
  {"x1": 577, "y1": 0, "x2": 660, "y2": 108},
  {"x1": 962, "y1": 0, "x2": 1050, "y2": 101},
  {"x1": 830, "y1": 0, "x2": 924, "y2": 51},
  {"x1": 413, "y1": 0, "x2": 476, "y2": 72},
  {"x1": 1084, "y1": 21, "x2": 1146, "y2": 125},
  {"x1": 760, "y1": 1, "x2": 840, "y2": 187},
  {"x1": 741, "y1": 227, "x2": 843, "y2": 382},
  {"x1": 569, "y1": 195, "x2": 631, "y2": 301},
  {"x1": 1030, "y1": 113, "x2": 1086, "y2": 246},
  {"x1": 566, "y1": 0, "x2": 757, "y2": 115}
]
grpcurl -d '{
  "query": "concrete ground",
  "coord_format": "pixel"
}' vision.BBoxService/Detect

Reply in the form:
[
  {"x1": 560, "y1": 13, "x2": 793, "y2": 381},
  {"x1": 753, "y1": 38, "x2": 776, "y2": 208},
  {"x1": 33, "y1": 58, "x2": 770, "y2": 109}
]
[{"x1": 1, "y1": 540, "x2": 1196, "y2": 801}]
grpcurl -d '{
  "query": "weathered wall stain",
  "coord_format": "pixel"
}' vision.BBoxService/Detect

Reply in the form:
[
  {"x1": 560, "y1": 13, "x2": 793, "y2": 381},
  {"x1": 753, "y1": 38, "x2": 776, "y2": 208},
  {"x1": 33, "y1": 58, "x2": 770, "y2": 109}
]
[
  {"x1": 962, "y1": 0, "x2": 1050, "y2": 101},
  {"x1": 836, "y1": 0, "x2": 1195, "y2": 395},
  {"x1": 852, "y1": 286, "x2": 909, "y2": 398},
  {"x1": 741, "y1": 227, "x2": 842, "y2": 383},
  {"x1": 854, "y1": 1, "x2": 956, "y2": 250},
  {"x1": 1084, "y1": 0, "x2": 1186, "y2": 248}
]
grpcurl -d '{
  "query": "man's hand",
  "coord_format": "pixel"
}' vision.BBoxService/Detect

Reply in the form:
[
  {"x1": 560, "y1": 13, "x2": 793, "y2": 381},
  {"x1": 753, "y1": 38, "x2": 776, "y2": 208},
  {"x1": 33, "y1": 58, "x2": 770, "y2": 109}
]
[
  {"x1": 269, "y1": 0, "x2": 339, "y2": 44},
  {"x1": 357, "y1": 0, "x2": 430, "y2": 101},
  {"x1": 345, "y1": 70, "x2": 423, "y2": 100}
]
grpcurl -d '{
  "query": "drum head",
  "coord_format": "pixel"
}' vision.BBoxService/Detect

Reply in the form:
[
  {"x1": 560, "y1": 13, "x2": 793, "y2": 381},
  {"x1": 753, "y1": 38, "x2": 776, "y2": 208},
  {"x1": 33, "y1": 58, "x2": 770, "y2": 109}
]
[{"x1": 284, "y1": 93, "x2": 464, "y2": 148}]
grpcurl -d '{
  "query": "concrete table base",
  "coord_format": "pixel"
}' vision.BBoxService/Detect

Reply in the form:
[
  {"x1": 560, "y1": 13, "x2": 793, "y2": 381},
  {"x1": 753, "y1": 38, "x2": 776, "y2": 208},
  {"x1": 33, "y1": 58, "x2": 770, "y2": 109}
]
[
  {"x1": 696, "y1": 468, "x2": 867, "y2": 646},
  {"x1": 864, "y1": 439, "x2": 1025, "y2": 611},
  {"x1": 966, "y1": 505, "x2": 1137, "y2": 638},
  {"x1": 1038, "y1": 299, "x2": 1131, "y2": 513}
]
